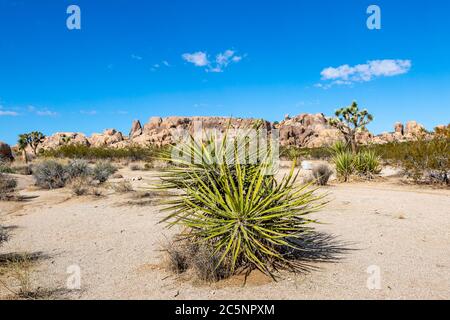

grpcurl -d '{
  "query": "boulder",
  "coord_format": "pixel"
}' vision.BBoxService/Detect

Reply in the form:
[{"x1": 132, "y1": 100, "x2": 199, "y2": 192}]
[
  {"x1": 405, "y1": 121, "x2": 426, "y2": 138},
  {"x1": 129, "y1": 120, "x2": 142, "y2": 138},
  {"x1": 394, "y1": 122, "x2": 404, "y2": 136},
  {"x1": 0, "y1": 141, "x2": 13, "y2": 160}
]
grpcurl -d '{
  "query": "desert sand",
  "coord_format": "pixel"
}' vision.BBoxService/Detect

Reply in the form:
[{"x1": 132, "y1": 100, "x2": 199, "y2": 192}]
[{"x1": 1, "y1": 167, "x2": 449, "y2": 300}]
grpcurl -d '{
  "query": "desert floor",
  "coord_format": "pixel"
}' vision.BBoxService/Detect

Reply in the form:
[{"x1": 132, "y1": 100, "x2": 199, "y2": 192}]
[{"x1": 1, "y1": 167, "x2": 449, "y2": 300}]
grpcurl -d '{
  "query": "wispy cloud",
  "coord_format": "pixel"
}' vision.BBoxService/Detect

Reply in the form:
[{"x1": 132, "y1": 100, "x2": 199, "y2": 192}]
[
  {"x1": 0, "y1": 110, "x2": 19, "y2": 116},
  {"x1": 28, "y1": 105, "x2": 58, "y2": 117},
  {"x1": 182, "y1": 49, "x2": 244, "y2": 73},
  {"x1": 80, "y1": 110, "x2": 98, "y2": 115},
  {"x1": 316, "y1": 59, "x2": 412, "y2": 89},
  {"x1": 131, "y1": 54, "x2": 143, "y2": 60}
]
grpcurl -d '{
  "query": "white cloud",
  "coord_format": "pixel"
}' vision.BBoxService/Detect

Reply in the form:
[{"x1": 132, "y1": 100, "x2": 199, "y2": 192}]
[
  {"x1": 28, "y1": 105, "x2": 58, "y2": 117},
  {"x1": 182, "y1": 49, "x2": 244, "y2": 72},
  {"x1": 0, "y1": 110, "x2": 19, "y2": 116},
  {"x1": 80, "y1": 110, "x2": 98, "y2": 115},
  {"x1": 318, "y1": 59, "x2": 412, "y2": 88},
  {"x1": 131, "y1": 54, "x2": 143, "y2": 60},
  {"x1": 182, "y1": 51, "x2": 209, "y2": 67}
]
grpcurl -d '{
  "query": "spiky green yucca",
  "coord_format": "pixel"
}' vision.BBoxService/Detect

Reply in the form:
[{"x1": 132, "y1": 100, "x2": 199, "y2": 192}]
[
  {"x1": 158, "y1": 131, "x2": 326, "y2": 277},
  {"x1": 332, "y1": 151, "x2": 354, "y2": 182},
  {"x1": 354, "y1": 150, "x2": 381, "y2": 176}
]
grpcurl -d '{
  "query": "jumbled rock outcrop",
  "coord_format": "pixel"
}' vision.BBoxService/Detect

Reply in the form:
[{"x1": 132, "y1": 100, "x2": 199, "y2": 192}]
[{"x1": 0, "y1": 141, "x2": 13, "y2": 160}]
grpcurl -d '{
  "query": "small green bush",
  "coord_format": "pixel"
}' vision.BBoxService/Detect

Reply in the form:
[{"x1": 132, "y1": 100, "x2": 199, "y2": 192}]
[
  {"x1": 354, "y1": 150, "x2": 381, "y2": 177},
  {"x1": 33, "y1": 160, "x2": 67, "y2": 189},
  {"x1": 92, "y1": 162, "x2": 117, "y2": 183},
  {"x1": 0, "y1": 162, "x2": 14, "y2": 174},
  {"x1": 66, "y1": 159, "x2": 92, "y2": 180}
]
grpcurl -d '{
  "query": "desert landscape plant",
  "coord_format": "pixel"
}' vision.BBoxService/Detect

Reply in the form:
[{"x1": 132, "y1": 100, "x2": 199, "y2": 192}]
[
  {"x1": 353, "y1": 150, "x2": 381, "y2": 178},
  {"x1": 32, "y1": 160, "x2": 67, "y2": 189},
  {"x1": 92, "y1": 161, "x2": 117, "y2": 183},
  {"x1": 18, "y1": 132, "x2": 46, "y2": 157},
  {"x1": 312, "y1": 163, "x2": 333, "y2": 186},
  {"x1": 329, "y1": 102, "x2": 374, "y2": 153},
  {"x1": 158, "y1": 131, "x2": 326, "y2": 278},
  {"x1": 332, "y1": 151, "x2": 354, "y2": 182},
  {"x1": 66, "y1": 159, "x2": 92, "y2": 180},
  {"x1": 0, "y1": 173, "x2": 17, "y2": 201}
]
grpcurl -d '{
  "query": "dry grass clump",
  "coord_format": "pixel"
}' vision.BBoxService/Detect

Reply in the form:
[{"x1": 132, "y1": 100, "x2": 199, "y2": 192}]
[
  {"x1": 129, "y1": 163, "x2": 144, "y2": 171},
  {"x1": 0, "y1": 173, "x2": 18, "y2": 201},
  {"x1": 0, "y1": 253, "x2": 63, "y2": 300},
  {"x1": 69, "y1": 177, "x2": 93, "y2": 196},
  {"x1": 111, "y1": 181, "x2": 134, "y2": 193},
  {"x1": 164, "y1": 240, "x2": 231, "y2": 282},
  {"x1": 312, "y1": 163, "x2": 333, "y2": 186}
]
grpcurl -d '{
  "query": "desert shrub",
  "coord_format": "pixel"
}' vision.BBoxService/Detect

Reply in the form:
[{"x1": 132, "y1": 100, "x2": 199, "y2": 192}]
[
  {"x1": 164, "y1": 241, "x2": 231, "y2": 281},
  {"x1": 11, "y1": 164, "x2": 33, "y2": 176},
  {"x1": 41, "y1": 144, "x2": 167, "y2": 162},
  {"x1": 280, "y1": 146, "x2": 304, "y2": 162},
  {"x1": 354, "y1": 150, "x2": 381, "y2": 177},
  {"x1": 332, "y1": 151, "x2": 354, "y2": 182},
  {"x1": 66, "y1": 159, "x2": 92, "y2": 180},
  {"x1": 92, "y1": 162, "x2": 117, "y2": 183},
  {"x1": 0, "y1": 225, "x2": 7, "y2": 244},
  {"x1": 330, "y1": 141, "x2": 350, "y2": 155},
  {"x1": 111, "y1": 181, "x2": 133, "y2": 193},
  {"x1": 158, "y1": 131, "x2": 326, "y2": 278},
  {"x1": 69, "y1": 177, "x2": 93, "y2": 196},
  {"x1": 32, "y1": 160, "x2": 67, "y2": 189},
  {"x1": 0, "y1": 163, "x2": 14, "y2": 174},
  {"x1": 129, "y1": 163, "x2": 142, "y2": 171},
  {"x1": 0, "y1": 173, "x2": 17, "y2": 201},
  {"x1": 401, "y1": 136, "x2": 449, "y2": 184},
  {"x1": 312, "y1": 163, "x2": 333, "y2": 186}
]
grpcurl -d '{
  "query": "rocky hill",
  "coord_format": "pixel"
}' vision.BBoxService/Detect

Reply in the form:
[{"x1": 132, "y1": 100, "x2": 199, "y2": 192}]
[{"x1": 2, "y1": 114, "x2": 432, "y2": 158}]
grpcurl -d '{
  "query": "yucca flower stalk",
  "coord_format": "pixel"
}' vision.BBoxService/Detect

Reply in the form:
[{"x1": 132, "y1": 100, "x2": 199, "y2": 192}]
[{"x1": 157, "y1": 128, "x2": 326, "y2": 278}]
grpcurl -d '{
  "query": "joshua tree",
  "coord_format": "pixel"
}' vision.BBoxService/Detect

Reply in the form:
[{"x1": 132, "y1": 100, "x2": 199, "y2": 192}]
[
  {"x1": 18, "y1": 131, "x2": 46, "y2": 158},
  {"x1": 328, "y1": 101, "x2": 373, "y2": 153},
  {"x1": 18, "y1": 134, "x2": 29, "y2": 163}
]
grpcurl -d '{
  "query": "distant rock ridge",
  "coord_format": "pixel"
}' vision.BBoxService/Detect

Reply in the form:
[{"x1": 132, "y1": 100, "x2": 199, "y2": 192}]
[{"x1": 21, "y1": 115, "x2": 432, "y2": 155}]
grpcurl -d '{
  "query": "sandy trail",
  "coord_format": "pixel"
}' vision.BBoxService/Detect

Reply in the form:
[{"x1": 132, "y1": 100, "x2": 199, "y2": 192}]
[{"x1": 1, "y1": 169, "x2": 449, "y2": 300}]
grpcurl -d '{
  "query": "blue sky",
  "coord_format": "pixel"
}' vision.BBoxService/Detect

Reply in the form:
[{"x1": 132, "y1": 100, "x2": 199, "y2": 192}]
[{"x1": 1, "y1": 0, "x2": 449, "y2": 144}]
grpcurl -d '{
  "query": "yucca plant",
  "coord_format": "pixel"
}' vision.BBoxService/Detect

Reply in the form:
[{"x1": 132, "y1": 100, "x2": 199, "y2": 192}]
[
  {"x1": 329, "y1": 141, "x2": 350, "y2": 155},
  {"x1": 157, "y1": 130, "x2": 326, "y2": 278},
  {"x1": 354, "y1": 150, "x2": 381, "y2": 177},
  {"x1": 332, "y1": 151, "x2": 354, "y2": 182}
]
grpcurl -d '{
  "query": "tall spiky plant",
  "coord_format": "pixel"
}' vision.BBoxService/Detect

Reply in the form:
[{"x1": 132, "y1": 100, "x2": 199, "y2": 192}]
[{"x1": 157, "y1": 129, "x2": 326, "y2": 278}]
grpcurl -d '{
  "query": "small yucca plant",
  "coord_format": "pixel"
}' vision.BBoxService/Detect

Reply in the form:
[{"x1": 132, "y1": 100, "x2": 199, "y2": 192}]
[
  {"x1": 354, "y1": 150, "x2": 381, "y2": 177},
  {"x1": 332, "y1": 151, "x2": 354, "y2": 182},
  {"x1": 157, "y1": 130, "x2": 326, "y2": 278}
]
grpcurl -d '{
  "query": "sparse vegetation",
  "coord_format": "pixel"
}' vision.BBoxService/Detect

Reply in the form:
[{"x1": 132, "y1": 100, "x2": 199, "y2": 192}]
[
  {"x1": 66, "y1": 159, "x2": 92, "y2": 180},
  {"x1": 158, "y1": 131, "x2": 326, "y2": 278},
  {"x1": 92, "y1": 161, "x2": 117, "y2": 183},
  {"x1": 312, "y1": 163, "x2": 333, "y2": 186},
  {"x1": 164, "y1": 240, "x2": 231, "y2": 282},
  {"x1": 32, "y1": 160, "x2": 67, "y2": 189},
  {"x1": 111, "y1": 180, "x2": 133, "y2": 193},
  {"x1": 41, "y1": 144, "x2": 166, "y2": 162},
  {"x1": 0, "y1": 173, "x2": 17, "y2": 201},
  {"x1": 69, "y1": 177, "x2": 93, "y2": 196}
]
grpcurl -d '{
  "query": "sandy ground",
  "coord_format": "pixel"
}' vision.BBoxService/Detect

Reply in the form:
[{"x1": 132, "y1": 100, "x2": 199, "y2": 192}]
[{"x1": 1, "y1": 167, "x2": 449, "y2": 300}]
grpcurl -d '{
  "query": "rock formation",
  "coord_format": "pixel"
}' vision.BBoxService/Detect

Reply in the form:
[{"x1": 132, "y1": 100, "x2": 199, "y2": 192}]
[
  {"x1": 31, "y1": 114, "x2": 432, "y2": 151},
  {"x1": 0, "y1": 141, "x2": 13, "y2": 160}
]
